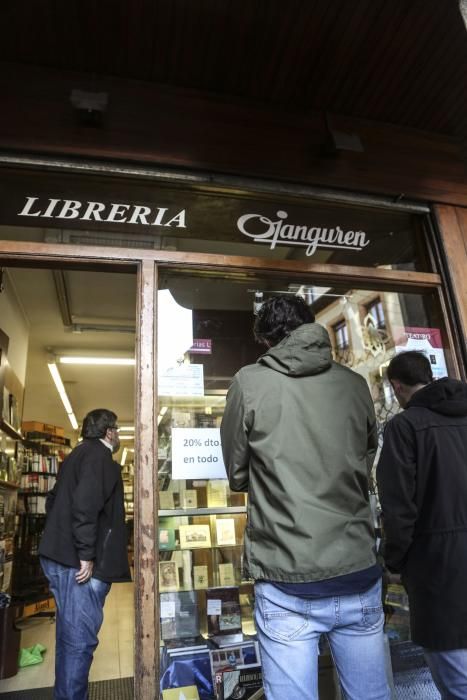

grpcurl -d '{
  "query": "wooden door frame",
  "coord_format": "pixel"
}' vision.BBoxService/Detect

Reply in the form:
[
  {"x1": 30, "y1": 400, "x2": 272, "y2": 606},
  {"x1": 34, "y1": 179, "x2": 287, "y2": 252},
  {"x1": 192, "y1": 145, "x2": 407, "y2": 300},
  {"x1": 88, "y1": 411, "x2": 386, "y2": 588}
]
[{"x1": 0, "y1": 236, "x2": 462, "y2": 699}]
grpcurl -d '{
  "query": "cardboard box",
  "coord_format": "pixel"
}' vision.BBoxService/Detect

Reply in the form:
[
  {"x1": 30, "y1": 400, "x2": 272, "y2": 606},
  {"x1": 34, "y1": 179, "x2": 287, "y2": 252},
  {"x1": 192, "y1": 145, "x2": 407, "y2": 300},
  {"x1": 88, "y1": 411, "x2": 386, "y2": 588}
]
[{"x1": 22, "y1": 421, "x2": 65, "y2": 437}]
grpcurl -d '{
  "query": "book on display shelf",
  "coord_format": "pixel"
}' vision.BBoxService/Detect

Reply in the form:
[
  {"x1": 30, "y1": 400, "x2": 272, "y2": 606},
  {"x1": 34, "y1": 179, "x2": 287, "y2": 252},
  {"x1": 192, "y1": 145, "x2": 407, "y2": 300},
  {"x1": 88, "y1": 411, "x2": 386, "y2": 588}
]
[
  {"x1": 193, "y1": 564, "x2": 209, "y2": 590},
  {"x1": 159, "y1": 561, "x2": 180, "y2": 592},
  {"x1": 162, "y1": 686, "x2": 200, "y2": 700},
  {"x1": 206, "y1": 587, "x2": 243, "y2": 647},
  {"x1": 210, "y1": 643, "x2": 261, "y2": 696},
  {"x1": 217, "y1": 665, "x2": 264, "y2": 700},
  {"x1": 164, "y1": 635, "x2": 208, "y2": 654},
  {"x1": 215, "y1": 518, "x2": 236, "y2": 546},
  {"x1": 218, "y1": 563, "x2": 236, "y2": 587},
  {"x1": 179, "y1": 524, "x2": 211, "y2": 549},
  {"x1": 159, "y1": 527, "x2": 176, "y2": 550},
  {"x1": 160, "y1": 590, "x2": 200, "y2": 641},
  {"x1": 182, "y1": 489, "x2": 198, "y2": 508}
]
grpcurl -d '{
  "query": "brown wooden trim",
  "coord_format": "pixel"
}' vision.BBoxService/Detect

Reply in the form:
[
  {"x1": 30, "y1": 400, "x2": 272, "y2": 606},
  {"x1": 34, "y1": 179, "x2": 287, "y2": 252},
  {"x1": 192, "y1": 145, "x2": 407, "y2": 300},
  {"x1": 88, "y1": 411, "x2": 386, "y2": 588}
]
[
  {"x1": 134, "y1": 260, "x2": 158, "y2": 700},
  {"x1": 435, "y1": 286, "x2": 464, "y2": 381},
  {"x1": 433, "y1": 205, "x2": 467, "y2": 363},
  {"x1": 0, "y1": 239, "x2": 441, "y2": 292}
]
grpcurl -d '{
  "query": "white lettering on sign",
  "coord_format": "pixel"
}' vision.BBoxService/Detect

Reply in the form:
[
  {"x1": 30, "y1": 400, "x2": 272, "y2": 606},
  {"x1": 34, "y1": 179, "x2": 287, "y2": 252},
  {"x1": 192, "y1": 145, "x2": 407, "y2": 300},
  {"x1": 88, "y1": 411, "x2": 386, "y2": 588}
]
[
  {"x1": 17, "y1": 196, "x2": 187, "y2": 228},
  {"x1": 237, "y1": 210, "x2": 370, "y2": 257}
]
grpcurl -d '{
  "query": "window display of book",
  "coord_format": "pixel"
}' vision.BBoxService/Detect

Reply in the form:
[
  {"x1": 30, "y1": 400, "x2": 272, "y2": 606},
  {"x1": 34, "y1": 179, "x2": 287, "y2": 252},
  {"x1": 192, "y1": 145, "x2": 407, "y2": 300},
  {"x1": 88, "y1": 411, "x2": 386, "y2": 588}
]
[
  {"x1": 206, "y1": 587, "x2": 243, "y2": 647},
  {"x1": 217, "y1": 665, "x2": 264, "y2": 700},
  {"x1": 160, "y1": 590, "x2": 200, "y2": 641}
]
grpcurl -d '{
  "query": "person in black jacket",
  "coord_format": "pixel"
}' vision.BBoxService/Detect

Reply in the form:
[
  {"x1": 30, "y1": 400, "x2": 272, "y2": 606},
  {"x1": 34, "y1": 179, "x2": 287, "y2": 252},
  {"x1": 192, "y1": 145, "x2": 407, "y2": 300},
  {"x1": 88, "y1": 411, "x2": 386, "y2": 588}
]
[
  {"x1": 39, "y1": 408, "x2": 131, "y2": 700},
  {"x1": 377, "y1": 351, "x2": 467, "y2": 700}
]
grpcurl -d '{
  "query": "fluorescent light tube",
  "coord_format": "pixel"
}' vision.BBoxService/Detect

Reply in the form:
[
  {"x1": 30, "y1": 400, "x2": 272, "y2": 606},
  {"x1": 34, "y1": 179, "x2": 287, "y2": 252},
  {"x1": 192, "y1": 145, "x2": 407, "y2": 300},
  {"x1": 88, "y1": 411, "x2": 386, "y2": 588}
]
[
  {"x1": 121, "y1": 448, "x2": 128, "y2": 466},
  {"x1": 59, "y1": 357, "x2": 135, "y2": 366},
  {"x1": 47, "y1": 362, "x2": 79, "y2": 431}
]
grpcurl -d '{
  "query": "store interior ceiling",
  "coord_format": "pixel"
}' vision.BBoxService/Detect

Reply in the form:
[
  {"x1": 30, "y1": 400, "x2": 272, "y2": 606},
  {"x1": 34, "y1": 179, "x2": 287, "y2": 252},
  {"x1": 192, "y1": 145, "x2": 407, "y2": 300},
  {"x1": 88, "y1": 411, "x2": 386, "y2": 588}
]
[{"x1": 7, "y1": 266, "x2": 137, "y2": 451}]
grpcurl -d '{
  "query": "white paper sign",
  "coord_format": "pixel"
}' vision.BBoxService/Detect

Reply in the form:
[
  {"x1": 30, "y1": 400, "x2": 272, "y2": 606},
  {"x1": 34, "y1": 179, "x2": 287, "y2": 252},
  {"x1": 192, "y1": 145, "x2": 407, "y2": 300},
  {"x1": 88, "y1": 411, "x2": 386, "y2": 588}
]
[
  {"x1": 394, "y1": 326, "x2": 448, "y2": 380},
  {"x1": 207, "y1": 599, "x2": 222, "y2": 616},
  {"x1": 158, "y1": 364, "x2": 204, "y2": 397},
  {"x1": 160, "y1": 601, "x2": 176, "y2": 619},
  {"x1": 157, "y1": 290, "x2": 193, "y2": 373},
  {"x1": 172, "y1": 428, "x2": 227, "y2": 480}
]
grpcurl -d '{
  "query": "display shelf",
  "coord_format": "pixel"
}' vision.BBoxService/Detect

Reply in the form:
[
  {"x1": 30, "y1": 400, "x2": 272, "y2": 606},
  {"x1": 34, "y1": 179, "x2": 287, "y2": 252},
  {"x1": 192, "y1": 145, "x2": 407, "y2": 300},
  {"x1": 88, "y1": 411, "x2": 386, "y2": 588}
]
[
  {"x1": 20, "y1": 470, "x2": 57, "y2": 476},
  {"x1": 0, "y1": 419, "x2": 23, "y2": 442},
  {"x1": 159, "y1": 506, "x2": 247, "y2": 517}
]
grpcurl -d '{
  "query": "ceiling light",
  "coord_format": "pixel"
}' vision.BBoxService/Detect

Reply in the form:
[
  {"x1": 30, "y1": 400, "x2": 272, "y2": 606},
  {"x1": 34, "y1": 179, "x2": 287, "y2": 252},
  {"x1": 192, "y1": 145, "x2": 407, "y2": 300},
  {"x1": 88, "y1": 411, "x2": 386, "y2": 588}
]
[
  {"x1": 118, "y1": 426, "x2": 134, "y2": 432},
  {"x1": 121, "y1": 448, "x2": 128, "y2": 466},
  {"x1": 119, "y1": 435, "x2": 134, "y2": 441},
  {"x1": 59, "y1": 356, "x2": 135, "y2": 366},
  {"x1": 47, "y1": 362, "x2": 79, "y2": 430}
]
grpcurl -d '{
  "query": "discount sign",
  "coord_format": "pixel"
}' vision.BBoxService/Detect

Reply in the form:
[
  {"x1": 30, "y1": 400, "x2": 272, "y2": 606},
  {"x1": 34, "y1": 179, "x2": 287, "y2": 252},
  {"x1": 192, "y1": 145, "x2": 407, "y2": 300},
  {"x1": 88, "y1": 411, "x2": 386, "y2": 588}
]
[{"x1": 171, "y1": 428, "x2": 227, "y2": 480}]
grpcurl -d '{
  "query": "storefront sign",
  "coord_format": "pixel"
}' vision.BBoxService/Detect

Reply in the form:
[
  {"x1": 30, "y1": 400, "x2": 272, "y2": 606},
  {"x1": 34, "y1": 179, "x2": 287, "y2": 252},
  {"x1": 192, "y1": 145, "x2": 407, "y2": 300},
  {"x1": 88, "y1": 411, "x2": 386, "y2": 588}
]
[
  {"x1": 237, "y1": 210, "x2": 370, "y2": 257},
  {"x1": 17, "y1": 196, "x2": 187, "y2": 228},
  {"x1": 189, "y1": 339, "x2": 212, "y2": 355},
  {"x1": 171, "y1": 428, "x2": 227, "y2": 480}
]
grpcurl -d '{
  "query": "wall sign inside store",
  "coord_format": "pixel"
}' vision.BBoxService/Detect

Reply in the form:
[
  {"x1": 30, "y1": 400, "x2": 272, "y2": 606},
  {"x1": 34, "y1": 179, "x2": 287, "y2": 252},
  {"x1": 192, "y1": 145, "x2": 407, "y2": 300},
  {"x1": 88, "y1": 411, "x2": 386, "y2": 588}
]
[
  {"x1": 237, "y1": 210, "x2": 370, "y2": 257},
  {"x1": 171, "y1": 428, "x2": 227, "y2": 480},
  {"x1": 17, "y1": 196, "x2": 187, "y2": 227}
]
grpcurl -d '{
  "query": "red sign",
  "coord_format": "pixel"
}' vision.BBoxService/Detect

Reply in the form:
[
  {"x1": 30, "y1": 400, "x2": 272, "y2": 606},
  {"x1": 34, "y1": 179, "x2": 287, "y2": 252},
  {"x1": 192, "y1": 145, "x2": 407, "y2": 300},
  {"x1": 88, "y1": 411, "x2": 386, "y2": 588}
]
[{"x1": 189, "y1": 339, "x2": 212, "y2": 355}]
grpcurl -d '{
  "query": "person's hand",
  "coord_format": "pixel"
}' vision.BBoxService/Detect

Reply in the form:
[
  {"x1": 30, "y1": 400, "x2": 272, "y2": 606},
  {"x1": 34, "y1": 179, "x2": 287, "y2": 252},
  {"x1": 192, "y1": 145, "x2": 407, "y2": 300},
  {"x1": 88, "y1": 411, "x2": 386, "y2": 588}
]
[{"x1": 76, "y1": 560, "x2": 93, "y2": 584}]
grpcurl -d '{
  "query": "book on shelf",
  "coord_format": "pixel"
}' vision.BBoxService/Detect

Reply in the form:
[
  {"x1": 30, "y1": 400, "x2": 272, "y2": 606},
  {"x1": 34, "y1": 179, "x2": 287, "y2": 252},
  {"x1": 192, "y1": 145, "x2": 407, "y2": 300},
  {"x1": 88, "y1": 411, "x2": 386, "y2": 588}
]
[
  {"x1": 218, "y1": 665, "x2": 264, "y2": 700},
  {"x1": 179, "y1": 524, "x2": 211, "y2": 549},
  {"x1": 193, "y1": 564, "x2": 209, "y2": 590},
  {"x1": 164, "y1": 635, "x2": 208, "y2": 654},
  {"x1": 182, "y1": 489, "x2": 198, "y2": 508},
  {"x1": 159, "y1": 561, "x2": 180, "y2": 592},
  {"x1": 206, "y1": 587, "x2": 243, "y2": 646},
  {"x1": 216, "y1": 519, "x2": 236, "y2": 546},
  {"x1": 210, "y1": 643, "x2": 261, "y2": 695},
  {"x1": 162, "y1": 686, "x2": 200, "y2": 700},
  {"x1": 160, "y1": 590, "x2": 200, "y2": 640},
  {"x1": 159, "y1": 528, "x2": 176, "y2": 550},
  {"x1": 218, "y1": 563, "x2": 236, "y2": 587},
  {"x1": 159, "y1": 491, "x2": 175, "y2": 509},
  {"x1": 207, "y1": 480, "x2": 228, "y2": 508}
]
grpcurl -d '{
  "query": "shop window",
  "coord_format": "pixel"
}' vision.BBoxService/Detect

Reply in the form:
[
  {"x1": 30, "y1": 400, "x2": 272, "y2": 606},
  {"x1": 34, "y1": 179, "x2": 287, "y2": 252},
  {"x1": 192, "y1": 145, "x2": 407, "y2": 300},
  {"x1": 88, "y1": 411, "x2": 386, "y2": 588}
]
[
  {"x1": 366, "y1": 298, "x2": 386, "y2": 329},
  {"x1": 333, "y1": 319, "x2": 350, "y2": 351}
]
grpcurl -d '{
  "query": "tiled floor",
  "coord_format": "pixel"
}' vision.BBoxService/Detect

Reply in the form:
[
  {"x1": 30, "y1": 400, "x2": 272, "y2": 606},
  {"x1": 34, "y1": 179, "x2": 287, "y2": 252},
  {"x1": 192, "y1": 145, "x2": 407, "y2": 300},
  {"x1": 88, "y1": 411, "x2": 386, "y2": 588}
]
[{"x1": 0, "y1": 582, "x2": 134, "y2": 693}]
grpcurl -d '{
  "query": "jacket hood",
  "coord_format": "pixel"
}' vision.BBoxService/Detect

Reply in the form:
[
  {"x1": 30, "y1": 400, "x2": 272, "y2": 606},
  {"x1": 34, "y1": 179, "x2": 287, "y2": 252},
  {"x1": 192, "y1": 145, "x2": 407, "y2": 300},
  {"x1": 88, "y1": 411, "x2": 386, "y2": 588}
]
[
  {"x1": 407, "y1": 377, "x2": 467, "y2": 416},
  {"x1": 258, "y1": 323, "x2": 333, "y2": 376}
]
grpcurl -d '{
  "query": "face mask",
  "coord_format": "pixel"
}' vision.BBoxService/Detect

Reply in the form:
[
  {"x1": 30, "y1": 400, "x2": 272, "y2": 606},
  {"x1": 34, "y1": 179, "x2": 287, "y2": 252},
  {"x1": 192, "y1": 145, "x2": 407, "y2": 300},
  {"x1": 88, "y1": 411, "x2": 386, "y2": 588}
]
[{"x1": 111, "y1": 434, "x2": 121, "y2": 454}]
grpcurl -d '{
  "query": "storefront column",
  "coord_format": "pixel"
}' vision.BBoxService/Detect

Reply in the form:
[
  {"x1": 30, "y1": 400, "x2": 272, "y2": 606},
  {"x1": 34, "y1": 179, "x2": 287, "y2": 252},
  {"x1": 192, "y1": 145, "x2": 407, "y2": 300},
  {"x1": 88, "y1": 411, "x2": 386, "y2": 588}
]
[
  {"x1": 433, "y1": 205, "x2": 467, "y2": 365},
  {"x1": 134, "y1": 259, "x2": 159, "y2": 699}
]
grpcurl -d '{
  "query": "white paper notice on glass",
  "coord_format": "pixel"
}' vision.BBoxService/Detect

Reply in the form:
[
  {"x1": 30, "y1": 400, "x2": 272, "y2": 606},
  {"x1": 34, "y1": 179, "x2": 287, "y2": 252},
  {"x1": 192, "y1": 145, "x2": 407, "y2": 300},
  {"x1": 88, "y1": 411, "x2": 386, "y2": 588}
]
[
  {"x1": 157, "y1": 290, "x2": 193, "y2": 374},
  {"x1": 158, "y1": 364, "x2": 204, "y2": 397},
  {"x1": 207, "y1": 599, "x2": 222, "y2": 616},
  {"x1": 394, "y1": 326, "x2": 448, "y2": 380},
  {"x1": 160, "y1": 601, "x2": 176, "y2": 619},
  {"x1": 171, "y1": 428, "x2": 228, "y2": 480}
]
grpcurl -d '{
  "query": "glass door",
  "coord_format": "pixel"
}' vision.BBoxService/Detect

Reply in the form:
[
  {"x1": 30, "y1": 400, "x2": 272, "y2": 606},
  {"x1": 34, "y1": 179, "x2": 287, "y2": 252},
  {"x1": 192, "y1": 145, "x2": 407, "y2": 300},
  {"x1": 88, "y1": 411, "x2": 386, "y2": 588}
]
[{"x1": 156, "y1": 269, "x2": 456, "y2": 698}]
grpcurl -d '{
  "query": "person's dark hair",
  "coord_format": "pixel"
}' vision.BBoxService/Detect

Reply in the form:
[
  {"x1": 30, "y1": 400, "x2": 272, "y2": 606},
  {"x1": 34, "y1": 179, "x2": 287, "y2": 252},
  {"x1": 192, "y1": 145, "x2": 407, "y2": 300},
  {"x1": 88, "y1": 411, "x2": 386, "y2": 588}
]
[
  {"x1": 81, "y1": 408, "x2": 118, "y2": 439},
  {"x1": 387, "y1": 351, "x2": 433, "y2": 386},
  {"x1": 254, "y1": 294, "x2": 315, "y2": 346}
]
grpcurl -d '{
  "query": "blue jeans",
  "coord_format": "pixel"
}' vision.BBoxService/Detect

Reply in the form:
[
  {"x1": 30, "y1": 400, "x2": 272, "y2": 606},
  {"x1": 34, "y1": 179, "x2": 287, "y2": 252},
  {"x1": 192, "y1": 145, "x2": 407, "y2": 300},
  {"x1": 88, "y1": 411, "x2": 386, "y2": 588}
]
[
  {"x1": 40, "y1": 556, "x2": 111, "y2": 700},
  {"x1": 254, "y1": 578, "x2": 392, "y2": 700},
  {"x1": 424, "y1": 648, "x2": 467, "y2": 700}
]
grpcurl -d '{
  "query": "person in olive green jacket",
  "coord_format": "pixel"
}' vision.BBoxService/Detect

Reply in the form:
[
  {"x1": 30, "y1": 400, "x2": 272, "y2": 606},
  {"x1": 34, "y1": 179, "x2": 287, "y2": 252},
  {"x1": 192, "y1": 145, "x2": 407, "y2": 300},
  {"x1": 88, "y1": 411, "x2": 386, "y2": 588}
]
[{"x1": 221, "y1": 295, "x2": 391, "y2": 700}]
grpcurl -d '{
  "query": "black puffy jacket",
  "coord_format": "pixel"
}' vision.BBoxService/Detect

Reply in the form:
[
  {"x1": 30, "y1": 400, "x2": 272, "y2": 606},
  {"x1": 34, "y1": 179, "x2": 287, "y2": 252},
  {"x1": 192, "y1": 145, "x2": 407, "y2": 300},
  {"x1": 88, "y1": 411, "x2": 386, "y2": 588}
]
[
  {"x1": 39, "y1": 439, "x2": 131, "y2": 583},
  {"x1": 377, "y1": 378, "x2": 467, "y2": 650}
]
